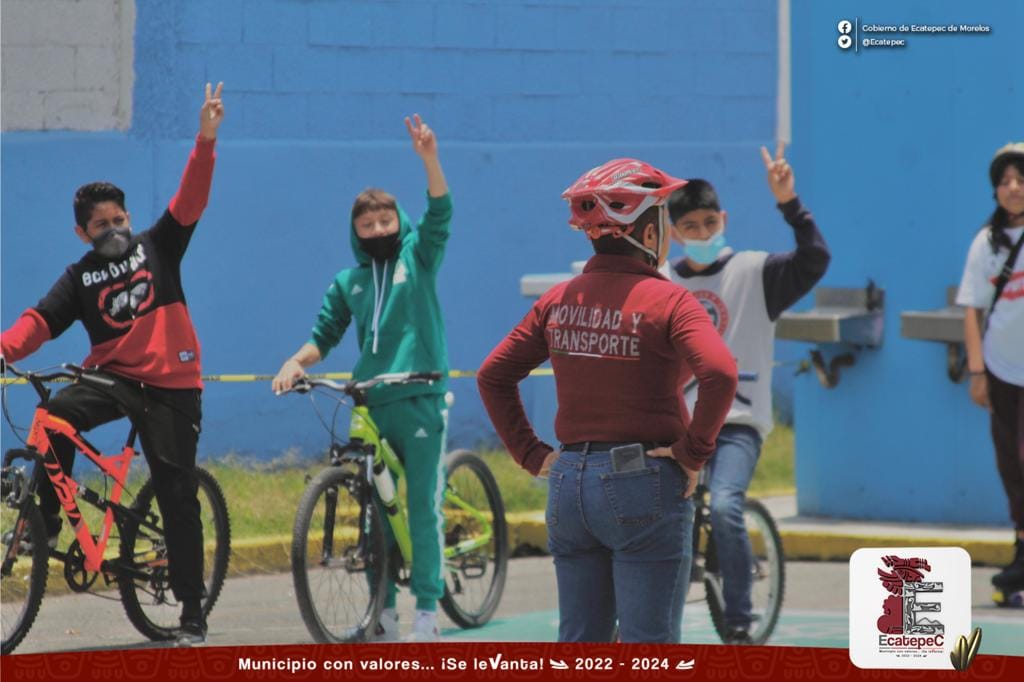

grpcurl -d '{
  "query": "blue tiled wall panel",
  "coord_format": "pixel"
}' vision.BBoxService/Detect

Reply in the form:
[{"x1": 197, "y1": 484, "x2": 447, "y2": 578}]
[
  {"x1": 243, "y1": 0, "x2": 308, "y2": 45},
  {"x1": 789, "y1": 0, "x2": 1021, "y2": 524},
  {"x1": 2, "y1": 1, "x2": 785, "y2": 473}
]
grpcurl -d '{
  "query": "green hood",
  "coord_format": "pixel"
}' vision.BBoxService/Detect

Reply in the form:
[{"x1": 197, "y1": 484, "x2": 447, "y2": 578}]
[
  {"x1": 349, "y1": 203, "x2": 413, "y2": 265},
  {"x1": 312, "y1": 192, "x2": 454, "y2": 406}
]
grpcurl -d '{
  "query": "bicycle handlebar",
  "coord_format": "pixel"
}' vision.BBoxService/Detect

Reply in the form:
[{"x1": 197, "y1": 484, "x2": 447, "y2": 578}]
[
  {"x1": 282, "y1": 371, "x2": 443, "y2": 397},
  {"x1": 3, "y1": 362, "x2": 116, "y2": 401}
]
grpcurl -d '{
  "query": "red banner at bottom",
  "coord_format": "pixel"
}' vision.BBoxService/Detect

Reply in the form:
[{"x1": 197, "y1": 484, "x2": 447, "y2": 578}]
[{"x1": 2, "y1": 643, "x2": 1021, "y2": 681}]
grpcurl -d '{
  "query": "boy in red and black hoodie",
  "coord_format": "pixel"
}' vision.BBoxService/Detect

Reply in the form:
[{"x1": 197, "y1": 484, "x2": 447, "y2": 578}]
[{"x1": 1, "y1": 82, "x2": 225, "y2": 645}]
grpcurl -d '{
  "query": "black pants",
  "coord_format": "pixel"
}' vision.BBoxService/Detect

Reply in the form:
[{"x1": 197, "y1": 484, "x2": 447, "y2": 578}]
[
  {"x1": 36, "y1": 373, "x2": 205, "y2": 602},
  {"x1": 988, "y1": 370, "x2": 1024, "y2": 531}
]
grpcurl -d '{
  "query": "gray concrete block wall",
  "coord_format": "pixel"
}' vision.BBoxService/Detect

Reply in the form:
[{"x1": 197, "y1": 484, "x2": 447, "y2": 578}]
[{"x1": 1, "y1": 0, "x2": 134, "y2": 131}]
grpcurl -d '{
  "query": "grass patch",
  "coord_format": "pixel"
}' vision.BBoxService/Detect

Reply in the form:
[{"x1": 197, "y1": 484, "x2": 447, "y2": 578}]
[
  {"x1": 749, "y1": 424, "x2": 796, "y2": 496},
  {"x1": 472, "y1": 450, "x2": 547, "y2": 513},
  {"x1": 38, "y1": 428, "x2": 794, "y2": 547}
]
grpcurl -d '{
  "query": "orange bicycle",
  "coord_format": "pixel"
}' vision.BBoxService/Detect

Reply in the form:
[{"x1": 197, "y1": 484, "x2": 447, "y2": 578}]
[{"x1": 1, "y1": 363, "x2": 230, "y2": 654}]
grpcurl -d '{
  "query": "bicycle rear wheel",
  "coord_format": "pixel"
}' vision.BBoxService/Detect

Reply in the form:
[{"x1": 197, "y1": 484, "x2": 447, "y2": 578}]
[
  {"x1": 118, "y1": 467, "x2": 231, "y2": 641},
  {"x1": 704, "y1": 498, "x2": 785, "y2": 645},
  {"x1": 439, "y1": 450, "x2": 508, "y2": 628},
  {"x1": 291, "y1": 466, "x2": 387, "y2": 643},
  {"x1": 1, "y1": 498, "x2": 49, "y2": 655}
]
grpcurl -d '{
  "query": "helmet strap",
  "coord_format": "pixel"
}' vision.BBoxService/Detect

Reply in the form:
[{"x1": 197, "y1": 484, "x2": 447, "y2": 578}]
[{"x1": 621, "y1": 218, "x2": 661, "y2": 266}]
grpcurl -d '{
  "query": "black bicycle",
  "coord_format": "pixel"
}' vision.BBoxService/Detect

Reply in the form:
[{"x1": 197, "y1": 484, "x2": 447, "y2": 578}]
[{"x1": 683, "y1": 373, "x2": 785, "y2": 644}]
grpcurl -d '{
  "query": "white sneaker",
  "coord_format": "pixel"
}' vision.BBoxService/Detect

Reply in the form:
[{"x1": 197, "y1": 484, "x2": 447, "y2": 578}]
[
  {"x1": 370, "y1": 608, "x2": 400, "y2": 642},
  {"x1": 403, "y1": 610, "x2": 440, "y2": 642}
]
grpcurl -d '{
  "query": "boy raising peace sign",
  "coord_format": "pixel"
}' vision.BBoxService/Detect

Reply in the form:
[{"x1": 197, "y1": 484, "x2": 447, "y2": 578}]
[
  {"x1": 1, "y1": 83, "x2": 226, "y2": 646},
  {"x1": 665, "y1": 143, "x2": 831, "y2": 643}
]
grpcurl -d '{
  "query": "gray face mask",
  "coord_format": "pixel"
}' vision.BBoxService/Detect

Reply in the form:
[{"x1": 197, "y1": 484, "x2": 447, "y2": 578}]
[{"x1": 92, "y1": 226, "x2": 133, "y2": 259}]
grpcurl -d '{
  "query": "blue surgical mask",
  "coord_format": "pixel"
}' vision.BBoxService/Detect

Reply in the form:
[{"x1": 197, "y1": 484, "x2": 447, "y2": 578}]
[{"x1": 684, "y1": 232, "x2": 727, "y2": 265}]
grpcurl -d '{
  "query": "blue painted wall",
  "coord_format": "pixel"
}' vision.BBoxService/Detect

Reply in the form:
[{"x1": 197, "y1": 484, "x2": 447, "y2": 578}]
[
  {"x1": 790, "y1": 1, "x2": 1021, "y2": 524},
  {"x1": 2, "y1": 2, "x2": 782, "y2": 463}
]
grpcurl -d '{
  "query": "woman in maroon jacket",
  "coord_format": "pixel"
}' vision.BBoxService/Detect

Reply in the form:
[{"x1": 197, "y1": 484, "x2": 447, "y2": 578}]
[{"x1": 478, "y1": 159, "x2": 737, "y2": 643}]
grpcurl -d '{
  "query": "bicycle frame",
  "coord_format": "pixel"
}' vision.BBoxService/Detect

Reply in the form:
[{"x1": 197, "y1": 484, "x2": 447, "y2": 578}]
[
  {"x1": 346, "y1": 406, "x2": 494, "y2": 566},
  {"x1": 18, "y1": 406, "x2": 141, "y2": 574}
]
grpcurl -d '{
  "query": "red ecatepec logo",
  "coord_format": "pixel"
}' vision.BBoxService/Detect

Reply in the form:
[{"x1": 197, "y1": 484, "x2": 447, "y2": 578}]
[
  {"x1": 875, "y1": 555, "x2": 943, "y2": 636},
  {"x1": 850, "y1": 547, "x2": 971, "y2": 670}
]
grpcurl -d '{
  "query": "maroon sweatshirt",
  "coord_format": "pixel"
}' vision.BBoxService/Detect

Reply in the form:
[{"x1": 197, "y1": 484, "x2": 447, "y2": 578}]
[
  {"x1": 478, "y1": 254, "x2": 738, "y2": 474},
  {"x1": 1, "y1": 135, "x2": 216, "y2": 389}
]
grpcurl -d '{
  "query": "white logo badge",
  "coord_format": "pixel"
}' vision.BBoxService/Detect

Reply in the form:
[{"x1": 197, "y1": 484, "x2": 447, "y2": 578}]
[
  {"x1": 849, "y1": 547, "x2": 971, "y2": 669},
  {"x1": 393, "y1": 260, "x2": 408, "y2": 285},
  {"x1": 414, "y1": 427, "x2": 428, "y2": 438},
  {"x1": 351, "y1": 284, "x2": 363, "y2": 295}
]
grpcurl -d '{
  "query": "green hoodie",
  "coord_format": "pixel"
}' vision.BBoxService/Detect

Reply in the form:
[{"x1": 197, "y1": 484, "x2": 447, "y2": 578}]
[{"x1": 310, "y1": 192, "x2": 452, "y2": 406}]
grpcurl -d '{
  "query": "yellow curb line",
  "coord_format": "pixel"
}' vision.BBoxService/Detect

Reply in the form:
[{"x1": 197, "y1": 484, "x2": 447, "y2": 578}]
[
  {"x1": 223, "y1": 514, "x2": 1014, "y2": 576},
  {"x1": 33, "y1": 518, "x2": 1012, "y2": 599},
  {"x1": 781, "y1": 531, "x2": 1013, "y2": 566}
]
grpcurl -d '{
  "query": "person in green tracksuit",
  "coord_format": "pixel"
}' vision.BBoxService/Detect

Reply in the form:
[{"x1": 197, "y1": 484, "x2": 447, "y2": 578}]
[{"x1": 272, "y1": 114, "x2": 451, "y2": 642}]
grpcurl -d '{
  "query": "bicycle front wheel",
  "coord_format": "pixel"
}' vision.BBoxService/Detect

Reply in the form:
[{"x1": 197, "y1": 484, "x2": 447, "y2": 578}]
[
  {"x1": 439, "y1": 450, "x2": 508, "y2": 628},
  {"x1": 291, "y1": 466, "x2": 387, "y2": 643},
  {"x1": 705, "y1": 498, "x2": 785, "y2": 645},
  {"x1": 1, "y1": 498, "x2": 49, "y2": 655},
  {"x1": 119, "y1": 467, "x2": 231, "y2": 641}
]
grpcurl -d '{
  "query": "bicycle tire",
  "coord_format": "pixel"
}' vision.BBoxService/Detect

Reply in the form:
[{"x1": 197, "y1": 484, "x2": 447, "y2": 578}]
[
  {"x1": 704, "y1": 498, "x2": 785, "y2": 645},
  {"x1": 439, "y1": 450, "x2": 508, "y2": 628},
  {"x1": 291, "y1": 466, "x2": 387, "y2": 643},
  {"x1": 118, "y1": 467, "x2": 231, "y2": 641},
  {"x1": 1, "y1": 499, "x2": 49, "y2": 655}
]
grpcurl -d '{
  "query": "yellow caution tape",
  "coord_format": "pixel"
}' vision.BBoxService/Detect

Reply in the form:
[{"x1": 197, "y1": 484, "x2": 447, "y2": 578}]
[{"x1": 1, "y1": 368, "x2": 556, "y2": 386}]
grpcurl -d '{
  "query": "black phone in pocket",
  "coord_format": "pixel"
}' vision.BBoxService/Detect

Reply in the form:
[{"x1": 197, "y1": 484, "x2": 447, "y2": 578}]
[{"x1": 610, "y1": 443, "x2": 646, "y2": 473}]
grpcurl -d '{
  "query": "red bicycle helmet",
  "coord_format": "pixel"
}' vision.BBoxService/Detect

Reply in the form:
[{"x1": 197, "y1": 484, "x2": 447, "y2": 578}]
[{"x1": 562, "y1": 158, "x2": 687, "y2": 239}]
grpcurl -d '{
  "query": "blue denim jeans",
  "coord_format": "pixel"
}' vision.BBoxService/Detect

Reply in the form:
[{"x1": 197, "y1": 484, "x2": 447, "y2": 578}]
[
  {"x1": 546, "y1": 448, "x2": 695, "y2": 643},
  {"x1": 670, "y1": 424, "x2": 762, "y2": 640}
]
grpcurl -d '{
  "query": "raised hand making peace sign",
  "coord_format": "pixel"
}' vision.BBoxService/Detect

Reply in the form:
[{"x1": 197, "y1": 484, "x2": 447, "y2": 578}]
[
  {"x1": 404, "y1": 113, "x2": 438, "y2": 161},
  {"x1": 404, "y1": 113, "x2": 448, "y2": 198},
  {"x1": 200, "y1": 81, "x2": 225, "y2": 141},
  {"x1": 760, "y1": 141, "x2": 797, "y2": 204}
]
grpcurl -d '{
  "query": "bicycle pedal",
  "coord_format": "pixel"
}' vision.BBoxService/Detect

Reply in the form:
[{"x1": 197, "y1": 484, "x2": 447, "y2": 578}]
[{"x1": 460, "y1": 556, "x2": 487, "y2": 579}]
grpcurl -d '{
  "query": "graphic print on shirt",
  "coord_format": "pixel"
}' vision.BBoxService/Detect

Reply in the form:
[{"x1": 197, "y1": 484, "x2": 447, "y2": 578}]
[
  {"x1": 79, "y1": 243, "x2": 155, "y2": 330},
  {"x1": 692, "y1": 290, "x2": 730, "y2": 335},
  {"x1": 545, "y1": 303, "x2": 643, "y2": 360},
  {"x1": 991, "y1": 272, "x2": 1024, "y2": 301},
  {"x1": 98, "y1": 269, "x2": 155, "y2": 328}
]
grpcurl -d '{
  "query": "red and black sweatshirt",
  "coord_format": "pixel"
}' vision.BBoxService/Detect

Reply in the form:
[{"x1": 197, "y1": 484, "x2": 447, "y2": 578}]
[
  {"x1": 1, "y1": 135, "x2": 216, "y2": 390},
  {"x1": 477, "y1": 254, "x2": 738, "y2": 474}
]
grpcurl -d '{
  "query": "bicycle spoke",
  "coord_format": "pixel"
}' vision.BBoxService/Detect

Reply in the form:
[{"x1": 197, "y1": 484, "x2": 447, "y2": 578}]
[
  {"x1": 292, "y1": 468, "x2": 384, "y2": 643},
  {"x1": 439, "y1": 451, "x2": 507, "y2": 628},
  {"x1": 1, "y1": 500, "x2": 48, "y2": 654}
]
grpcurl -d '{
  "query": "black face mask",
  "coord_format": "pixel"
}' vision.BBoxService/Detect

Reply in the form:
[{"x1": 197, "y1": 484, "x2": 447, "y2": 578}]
[
  {"x1": 92, "y1": 226, "x2": 133, "y2": 259},
  {"x1": 359, "y1": 232, "x2": 401, "y2": 261}
]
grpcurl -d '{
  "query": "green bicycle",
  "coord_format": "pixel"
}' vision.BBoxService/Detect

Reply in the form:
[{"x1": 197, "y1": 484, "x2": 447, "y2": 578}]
[{"x1": 283, "y1": 372, "x2": 508, "y2": 643}]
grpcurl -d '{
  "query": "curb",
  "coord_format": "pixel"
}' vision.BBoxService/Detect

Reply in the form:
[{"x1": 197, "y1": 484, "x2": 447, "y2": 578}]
[
  {"x1": 226, "y1": 512, "x2": 1013, "y2": 578},
  {"x1": 505, "y1": 512, "x2": 1013, "y2": 566},
  {"x1": 35, "y1": 513, "x2": 1014, "y2": 598}
]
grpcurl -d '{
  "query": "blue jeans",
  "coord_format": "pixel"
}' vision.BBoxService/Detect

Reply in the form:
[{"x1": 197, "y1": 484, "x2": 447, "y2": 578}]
[
  {"x1": 546, "y1": 448, "x2": 695, "y2": 643},
  {"x1": 671, "y1": 424, "x2": 762, "y2": 640}
]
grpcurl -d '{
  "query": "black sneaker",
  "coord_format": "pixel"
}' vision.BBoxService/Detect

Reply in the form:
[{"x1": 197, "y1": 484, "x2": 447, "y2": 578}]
[
  {"x1": 174, "y1": 619, "x2": 208, "y2": 647},
  {"x1": 723, "y1": 626, "x2": 753, "y2": 645},
  {"x1": 992, "y1": 538, "x2": 1024, "y2": 590}
]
